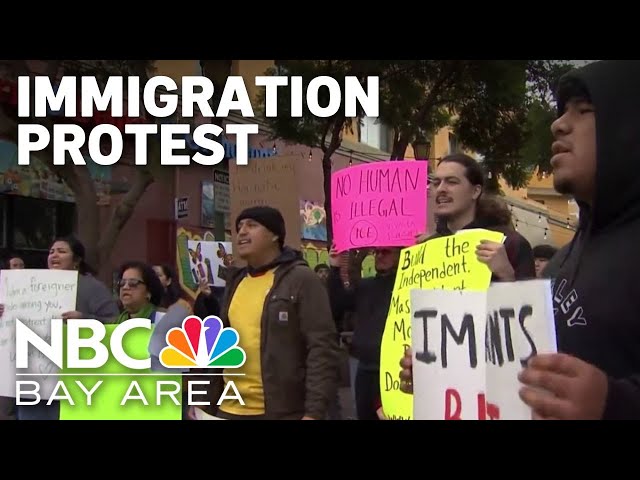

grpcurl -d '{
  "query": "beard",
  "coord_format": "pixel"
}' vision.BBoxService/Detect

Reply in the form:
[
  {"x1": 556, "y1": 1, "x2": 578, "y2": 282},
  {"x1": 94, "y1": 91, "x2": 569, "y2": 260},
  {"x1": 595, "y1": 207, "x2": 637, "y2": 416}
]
[{"x1": 553, "y1": 176, "x2": 575, "y2": 196}]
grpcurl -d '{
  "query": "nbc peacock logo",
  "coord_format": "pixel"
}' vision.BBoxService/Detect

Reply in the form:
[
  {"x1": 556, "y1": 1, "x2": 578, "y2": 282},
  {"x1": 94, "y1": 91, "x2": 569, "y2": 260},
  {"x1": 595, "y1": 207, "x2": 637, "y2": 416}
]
[{"x1": 159, "y1": 315, "x2": 246, "y2": 368}]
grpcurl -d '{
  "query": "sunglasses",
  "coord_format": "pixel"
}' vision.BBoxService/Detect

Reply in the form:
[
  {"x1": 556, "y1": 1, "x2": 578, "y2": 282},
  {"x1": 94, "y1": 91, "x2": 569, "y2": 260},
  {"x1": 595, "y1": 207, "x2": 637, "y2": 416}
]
[
  {"x1": 374, "y1": 248, "x2": 394, "y2": 256},
  {"x1": 119, "y1": 278, "x2": 145, "y2": 288}
]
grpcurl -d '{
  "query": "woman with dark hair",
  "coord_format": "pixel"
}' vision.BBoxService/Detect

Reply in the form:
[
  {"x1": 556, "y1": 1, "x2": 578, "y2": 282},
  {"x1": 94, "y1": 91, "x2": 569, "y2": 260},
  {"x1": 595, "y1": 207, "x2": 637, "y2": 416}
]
[
  {"x1": 46, "y1": 235, "x2": 120, "y2": 324},
  {"x1": 117, "y1": 261, "x2": 167, "y2": 324},
  {"x1": 153, "y1": 264, "x2": 193, "y2": 315},
  {"x1": 15, "y1": 235, "x2": 120, "y2": 420}
]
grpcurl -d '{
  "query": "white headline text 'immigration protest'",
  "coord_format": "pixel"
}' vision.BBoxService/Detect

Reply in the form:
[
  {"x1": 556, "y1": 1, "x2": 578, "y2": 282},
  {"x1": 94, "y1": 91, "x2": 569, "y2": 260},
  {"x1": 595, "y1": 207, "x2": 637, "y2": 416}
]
[{"x1": 17, "y1": 75, "x2": 379, "y2": 119}]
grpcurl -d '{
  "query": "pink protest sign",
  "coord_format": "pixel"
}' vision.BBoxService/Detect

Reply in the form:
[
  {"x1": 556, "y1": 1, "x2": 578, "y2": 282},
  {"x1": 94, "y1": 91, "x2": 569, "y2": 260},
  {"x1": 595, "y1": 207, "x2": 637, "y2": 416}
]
[{"x1": 331, "y1": 161, "x2": 428, "y2": 252}]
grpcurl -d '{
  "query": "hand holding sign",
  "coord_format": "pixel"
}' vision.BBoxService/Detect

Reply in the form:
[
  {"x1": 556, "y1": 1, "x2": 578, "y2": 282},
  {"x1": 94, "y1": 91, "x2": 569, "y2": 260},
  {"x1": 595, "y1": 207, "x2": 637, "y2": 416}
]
[
  {"x1": 399, "y1": 348, "x2": 413, "y2": 394},
  {"x1": 328, "y1": 243, "x2": 341, "y2": 267},
  {"x1": 476, "y1": 240, "x2": 515, "y2": 281},
  {"x1": 415, "y1": 232, "x2": 430, "y2": 244},
  {"x1": 518, "y1": 353, "x2": 608, "y2": 420},
  {"x1": 61, "y1": 310, "x2": 84, "y2": 320}
]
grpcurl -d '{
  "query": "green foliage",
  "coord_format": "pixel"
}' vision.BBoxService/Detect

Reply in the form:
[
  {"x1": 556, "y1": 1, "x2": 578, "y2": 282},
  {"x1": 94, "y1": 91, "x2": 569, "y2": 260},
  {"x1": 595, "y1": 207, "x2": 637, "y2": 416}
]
[
  {"x1": 256, "y1": 60, "x2": 388, "y2": 148},
  {"x1": 255, "y1": 59, "x2": 577, "y2": 211},
  {"x1": 448, "y1": 60, "x2": 574, "y2": 191},
  {"x1": 255, "y1": 60, "x2": 388, "y2": 245}
]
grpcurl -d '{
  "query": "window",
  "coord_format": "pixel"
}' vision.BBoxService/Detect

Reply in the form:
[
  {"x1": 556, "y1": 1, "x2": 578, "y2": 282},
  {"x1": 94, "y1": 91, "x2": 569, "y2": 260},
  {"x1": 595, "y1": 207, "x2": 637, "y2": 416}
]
[
  {"x1": 12, "y1": 197, "x2": 57, "y2": 250},
  {"x1": 448, "y1": 133, "x2": 460, "y2": 154},
  {"x1": 360, "y1": 116, "x2": 391, "y2": 152},
  {"x1": 0, "y1": 194, "x2": 75, "y2": 268}
]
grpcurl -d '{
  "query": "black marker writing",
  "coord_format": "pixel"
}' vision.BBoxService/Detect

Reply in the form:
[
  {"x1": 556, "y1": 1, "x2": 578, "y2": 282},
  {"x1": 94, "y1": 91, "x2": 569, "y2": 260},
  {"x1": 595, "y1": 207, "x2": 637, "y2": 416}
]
[
  {"x1": 442, "y1": 313, "x2": 477, "y2": 369},
  {"x1": 414, "y1": 309, "x2": 437, "y2": 365},
  {"x1": 518, "y1": 305, "x2": 537, "y2": 367}
]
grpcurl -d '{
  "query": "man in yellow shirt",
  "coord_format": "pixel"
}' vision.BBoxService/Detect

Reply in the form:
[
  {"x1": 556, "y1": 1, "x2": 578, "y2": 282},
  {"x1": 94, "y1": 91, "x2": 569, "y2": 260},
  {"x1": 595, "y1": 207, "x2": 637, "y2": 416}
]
[{"x1": 205, "y1": 206, "x2": 339, "y2": 420}]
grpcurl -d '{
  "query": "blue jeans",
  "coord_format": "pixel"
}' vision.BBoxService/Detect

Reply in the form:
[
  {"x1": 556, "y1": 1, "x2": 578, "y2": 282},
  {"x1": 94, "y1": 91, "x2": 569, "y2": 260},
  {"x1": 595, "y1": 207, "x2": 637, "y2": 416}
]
[{"x1": 16, "y1": 400, "x2": 60, "y2": 420}]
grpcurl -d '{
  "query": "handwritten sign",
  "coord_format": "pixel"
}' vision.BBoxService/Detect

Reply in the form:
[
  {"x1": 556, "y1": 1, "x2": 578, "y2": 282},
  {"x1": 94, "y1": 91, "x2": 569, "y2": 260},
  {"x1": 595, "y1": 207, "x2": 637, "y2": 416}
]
[
  {"x1": 410, "y1": 280, "x2": 557, "y2": 420},
  {"x1": 0, "y1": 269, "x2": 78, "y2": 399},
  {"x1": 229, "y1": 153, "x2": 301, "y2": 250},
  {"x1": 331, "y1": 161, "x2": 427, "y2": 252},
  {"x1": 59, "y1": 324, "x2": 182, "y2": 420},
  {"x1": 379, "y1": 229, "x2": 505, "y2": 420}
]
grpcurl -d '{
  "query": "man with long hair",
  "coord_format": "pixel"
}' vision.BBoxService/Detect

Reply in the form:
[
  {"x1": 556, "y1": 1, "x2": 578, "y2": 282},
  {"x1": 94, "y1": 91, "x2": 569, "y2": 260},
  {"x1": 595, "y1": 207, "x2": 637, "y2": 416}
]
[
  {"x1": 400, "y1": 154, "x2": 536, "y2": 397},
  {"x1": 421, "y1": 153, "x2": 536, "y2": 281}
]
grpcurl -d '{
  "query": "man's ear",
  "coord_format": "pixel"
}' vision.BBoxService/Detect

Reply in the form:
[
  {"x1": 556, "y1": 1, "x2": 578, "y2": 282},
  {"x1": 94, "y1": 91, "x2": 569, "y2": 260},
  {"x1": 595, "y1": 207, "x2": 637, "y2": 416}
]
[{"x1": 472, "y1": 185, "x2": 482, "y2": 201}]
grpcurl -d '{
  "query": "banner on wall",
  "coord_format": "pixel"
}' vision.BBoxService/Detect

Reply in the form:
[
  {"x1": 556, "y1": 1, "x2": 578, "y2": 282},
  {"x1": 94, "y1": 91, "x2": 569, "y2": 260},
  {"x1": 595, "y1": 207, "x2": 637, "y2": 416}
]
[
  {"x1": 229, "y1": 154, "x2": 301, "y2": 251},
  {"x1": 300, "y1": 200, "x2": 327, "y2": 242},
  {"x1": 0, "y1": 139, "x2": 126, "y2": 204},
  {"x1": 301, "y1": 242, "x2": 375, "y2": 279}
]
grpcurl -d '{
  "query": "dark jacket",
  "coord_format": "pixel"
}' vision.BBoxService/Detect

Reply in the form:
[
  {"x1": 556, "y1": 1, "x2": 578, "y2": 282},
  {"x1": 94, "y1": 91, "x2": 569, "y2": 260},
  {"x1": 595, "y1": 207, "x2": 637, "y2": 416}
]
[
  {"x1": 193, "y1": 291, "x2": 220, "y2": 318},
  {"x1": 542, "y1": 60, "x2": 640, "y2": 419},
  {"x1": 328, "y1": 266, "x2": 396, "y2": 367},
  {"x1": 428, "y1": 216, "x2": 536, "y2": 281},
  {"x1": 204, "y1": 247, "x2": 340, "y2": 420}
]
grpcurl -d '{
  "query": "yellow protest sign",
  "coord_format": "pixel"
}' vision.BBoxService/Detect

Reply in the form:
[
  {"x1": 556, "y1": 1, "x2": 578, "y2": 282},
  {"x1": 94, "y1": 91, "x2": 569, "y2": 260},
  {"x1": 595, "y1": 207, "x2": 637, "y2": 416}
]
[{"x1": 379, "y1": 228, "x2": 506, "y2": 420}]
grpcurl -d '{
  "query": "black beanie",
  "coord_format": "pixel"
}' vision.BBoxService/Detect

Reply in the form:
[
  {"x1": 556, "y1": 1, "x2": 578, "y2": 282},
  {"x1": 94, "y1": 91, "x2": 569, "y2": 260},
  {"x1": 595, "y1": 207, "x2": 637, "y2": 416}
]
[
  {"x1": 533, "y1": 244, "x2": 557, "y2": 260},
  {"x1": 235, "y1": 206, "x2": 286, "y2": 247}
]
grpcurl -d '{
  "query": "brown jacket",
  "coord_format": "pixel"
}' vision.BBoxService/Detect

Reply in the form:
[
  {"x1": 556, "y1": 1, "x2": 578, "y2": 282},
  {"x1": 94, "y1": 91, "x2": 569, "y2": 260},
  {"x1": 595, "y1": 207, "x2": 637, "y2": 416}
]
[{"x1": 204, "y1": 248, "x2": 340, "y2": 420}]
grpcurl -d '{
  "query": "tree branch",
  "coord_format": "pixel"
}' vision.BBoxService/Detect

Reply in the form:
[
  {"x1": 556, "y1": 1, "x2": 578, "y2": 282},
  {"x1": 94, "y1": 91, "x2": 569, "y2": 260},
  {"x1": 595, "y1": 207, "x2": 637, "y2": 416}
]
[
  {"x1": 97, "y1": 167, "x2": 154, "y2": 264},
  {"x1": 319, "y1": 119, "x2": 332, "y2": 152},
  {"x1": 415, "y1": 62, "x2": 461, "y2": 126},
  {"x1": 322, "y1": 114, "x2": 347, "y2": 247}
]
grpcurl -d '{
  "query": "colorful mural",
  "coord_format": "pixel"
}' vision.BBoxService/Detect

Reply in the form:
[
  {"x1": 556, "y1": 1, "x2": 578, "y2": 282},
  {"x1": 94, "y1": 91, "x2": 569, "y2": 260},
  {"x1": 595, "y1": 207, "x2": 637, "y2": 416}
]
[
  {"x1": 361, "y1": 255, "x2": 376, "y2": 278},
  {"x1": 302, "y1": 243, "x2": 330, "y2": 271},
  {"x1": 300, "y1": 200, "x2": 327, "y2": 242},
  {"x1": 0, "y1": 139, "x2": 118, "y2": 203},
  {"x1": 301, "y1": 242, "x2": 376, "y2": 279}
]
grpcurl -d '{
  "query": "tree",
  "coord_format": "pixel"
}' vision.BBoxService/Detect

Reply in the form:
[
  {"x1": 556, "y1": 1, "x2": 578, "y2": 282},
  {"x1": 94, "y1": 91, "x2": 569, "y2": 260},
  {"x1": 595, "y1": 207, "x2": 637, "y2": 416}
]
[
  {"x1": 454, "y1": 60, "x2": 574, "y2": 192},
  {"x1": 378, "y1": 60, "x2": 574, "y2": 192},
  {"x1": 381, "y1": 60, "x2": 569, "y2": 190},
  {"x1": 520, "y1": 60, "x2": 575, "y2": 179},
  {"x1": 256, "y1": 60, "x2": 572, "y2": 279},
  {"x1": 0, "y1": 59, "x2": 160, "y2": 276},
  {"x1": 256, "y1": 60, "x2": 388, "y2": 249}
]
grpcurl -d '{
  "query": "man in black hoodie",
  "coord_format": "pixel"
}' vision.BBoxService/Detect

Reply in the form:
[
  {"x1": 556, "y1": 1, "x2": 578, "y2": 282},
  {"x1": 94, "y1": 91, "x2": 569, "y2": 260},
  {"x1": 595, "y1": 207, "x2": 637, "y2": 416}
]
[
  {"x1": 201, "y1": 206, "x2": 339, "y2": 420},
  {"x1": 517, "y1": 60, "x2": 640, "y2": 420}
]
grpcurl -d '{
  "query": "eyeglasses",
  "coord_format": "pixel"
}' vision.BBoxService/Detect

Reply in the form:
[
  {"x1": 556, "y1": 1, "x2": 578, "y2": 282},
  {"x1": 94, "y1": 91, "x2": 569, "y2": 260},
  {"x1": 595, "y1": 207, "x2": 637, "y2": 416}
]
[
  {"x1": 374, "y1": 249, "x2": 393, "y2": 256},
  {"x1": 119, "y1": 278, "x2": 145, "y2": 288}
]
